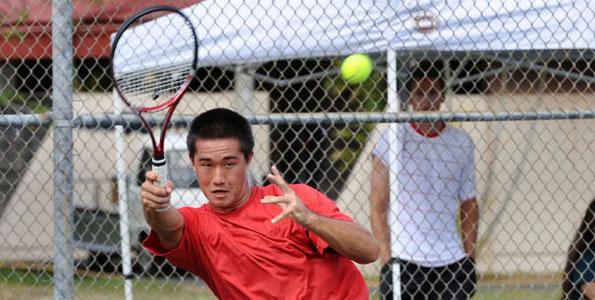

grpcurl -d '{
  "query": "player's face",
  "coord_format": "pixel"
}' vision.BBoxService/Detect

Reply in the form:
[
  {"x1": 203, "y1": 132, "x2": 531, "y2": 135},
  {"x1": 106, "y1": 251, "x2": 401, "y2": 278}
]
[
  {"x1": 190, "y1": 137, "x2": 253, "y2": 213},
  {"x1": 408, "y1": 77, "x2": 444, "y2": 112}
]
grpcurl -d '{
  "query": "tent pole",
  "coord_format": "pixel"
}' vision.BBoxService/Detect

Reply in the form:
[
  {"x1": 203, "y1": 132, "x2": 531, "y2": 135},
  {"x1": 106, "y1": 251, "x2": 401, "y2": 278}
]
[
  {"x1": 386, "y1": 49, "x2": 403, "y2": 300},
  {"x1": 235, "y1": 65, "x2": 260, "y2": 184},
  {"x1": 114, "y1": 89, "x2": 134, "y2": 300},
  {"x1": 235, "y1": 65, "x2": 254, "y2": 113}
]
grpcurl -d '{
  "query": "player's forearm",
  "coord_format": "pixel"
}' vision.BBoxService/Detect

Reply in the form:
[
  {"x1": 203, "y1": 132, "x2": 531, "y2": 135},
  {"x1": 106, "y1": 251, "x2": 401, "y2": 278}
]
[
  {"x1": 580, "y1": 282, "x2": 595, "y2": 299},
  {"x1": 304, "y1": 213, "x2": 379, "y2": 264},
  {"x1": 144, "y1": 208, "x2": 185, "y2": 250},
  {"x1": 370, "y1": 210, "x2": 391, "y2": 265},
  {"x1": 370, "y1": 156, "x2": 391, "y2": 263},
  {"x1": 460, "y1": 198, "x2": 479, "y2": 258}
]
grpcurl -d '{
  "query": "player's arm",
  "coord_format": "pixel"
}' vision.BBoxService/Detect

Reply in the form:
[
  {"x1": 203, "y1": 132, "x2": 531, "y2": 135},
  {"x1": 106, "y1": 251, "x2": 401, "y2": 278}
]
[
  {"x1": 370, "y1": 155, "x2": 392, "y2": 266},
  {"x1": 460, "y1": 197, "x2": 478, "y2": 259},
  {"x1": 301, "y1": 211, "x2": 379, "y2": 264},
  {"x1": 581, "y1": 282, "x2": 595, "y2": 300},
  {"x1": 261, "y1": 166, "x2": 379, "y2": 264},
  {"x1": 141, "y1": 170, "x2": 185, "y2": 251}
]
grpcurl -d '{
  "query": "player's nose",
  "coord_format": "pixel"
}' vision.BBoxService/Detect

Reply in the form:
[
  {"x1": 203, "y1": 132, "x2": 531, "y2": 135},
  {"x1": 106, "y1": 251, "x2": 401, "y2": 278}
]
[{"x1": 212, "y1": 166, "x2": 225, "y2": 184}]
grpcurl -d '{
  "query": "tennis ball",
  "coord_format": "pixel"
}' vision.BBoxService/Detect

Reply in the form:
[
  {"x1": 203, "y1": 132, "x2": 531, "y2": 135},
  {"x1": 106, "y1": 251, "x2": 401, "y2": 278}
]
[{"x1": 341, "y1": 54, "x2": 372, "y2": 84}]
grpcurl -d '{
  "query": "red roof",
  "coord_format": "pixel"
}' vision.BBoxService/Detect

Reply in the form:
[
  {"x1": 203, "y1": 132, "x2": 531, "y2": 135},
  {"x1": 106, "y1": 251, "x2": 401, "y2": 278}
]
[{"x1": 0, "y1": 0, "x2": 201, "y2": 59}]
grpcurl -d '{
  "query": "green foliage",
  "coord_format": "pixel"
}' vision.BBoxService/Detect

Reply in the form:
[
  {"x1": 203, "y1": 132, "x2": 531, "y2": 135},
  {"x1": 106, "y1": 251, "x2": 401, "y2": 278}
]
[
  {"x1": 0, "y1": 89, "x2": 26, "y2": 103},
  {"x1": 324, "y1": 58, "x2": 387, "y2": 173},
  {"x1": 73, "y1": 59, "x2": 112, "y2": 92},
  {"x1": 0, "y1": 89, "x2": 49, "y2": 113}
]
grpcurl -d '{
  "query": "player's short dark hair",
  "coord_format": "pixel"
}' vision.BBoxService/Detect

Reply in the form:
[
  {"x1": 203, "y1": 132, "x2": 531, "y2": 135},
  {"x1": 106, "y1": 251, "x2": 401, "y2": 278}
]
[
  {"x1": 406, "y1": 59, "x2": 445, "y2": 92},
  {"x1": 187, "y1": 108, "x2": 254, "y2": 160}
]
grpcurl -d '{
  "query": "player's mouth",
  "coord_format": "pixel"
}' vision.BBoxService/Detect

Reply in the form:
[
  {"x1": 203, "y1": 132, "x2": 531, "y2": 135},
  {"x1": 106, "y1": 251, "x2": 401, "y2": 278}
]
[{"x1": 211, "y1": 189, "x2": 228, "y2": 198}]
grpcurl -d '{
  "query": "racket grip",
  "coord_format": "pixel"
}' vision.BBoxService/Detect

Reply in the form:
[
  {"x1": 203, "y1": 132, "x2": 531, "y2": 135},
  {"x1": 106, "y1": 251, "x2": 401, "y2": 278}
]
[{"x1": 152, "y1": 157, "x2": 170, "y2": 212}]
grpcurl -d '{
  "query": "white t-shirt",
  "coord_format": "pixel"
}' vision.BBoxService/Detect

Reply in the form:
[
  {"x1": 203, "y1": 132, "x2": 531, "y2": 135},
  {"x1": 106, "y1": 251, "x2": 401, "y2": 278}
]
[{"x1": 372, "y1": 123, "x2": 476, "y2": 267}]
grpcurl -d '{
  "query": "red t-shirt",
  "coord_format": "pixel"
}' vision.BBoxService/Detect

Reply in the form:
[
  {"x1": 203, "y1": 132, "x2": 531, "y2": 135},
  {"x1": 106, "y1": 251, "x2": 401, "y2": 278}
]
[{"x1": 143, "y1": 184, "x2": 369, "y2": 300}]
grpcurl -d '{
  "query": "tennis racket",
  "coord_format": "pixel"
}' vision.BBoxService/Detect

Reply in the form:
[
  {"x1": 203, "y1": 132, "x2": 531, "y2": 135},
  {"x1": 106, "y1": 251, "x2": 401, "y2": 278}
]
[{"x1": 111, "y1": 5, "x2": 198, "y2": 212}]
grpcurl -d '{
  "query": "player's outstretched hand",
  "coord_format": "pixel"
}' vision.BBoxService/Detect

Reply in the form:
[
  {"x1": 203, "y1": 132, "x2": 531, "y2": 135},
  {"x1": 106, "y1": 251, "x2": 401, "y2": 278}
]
[
  {"x1": 141, "y1": 171, "x2": 174, "y2": 211},
  {"x1": 261, "y1": 165, "x2": 313, "y2": 225}
]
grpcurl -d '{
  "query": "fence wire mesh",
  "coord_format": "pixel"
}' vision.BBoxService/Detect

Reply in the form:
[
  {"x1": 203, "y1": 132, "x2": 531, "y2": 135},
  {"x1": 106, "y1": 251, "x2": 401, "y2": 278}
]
[{"x1": 1, "y1": 0, "x2": 594, "y2": 299}]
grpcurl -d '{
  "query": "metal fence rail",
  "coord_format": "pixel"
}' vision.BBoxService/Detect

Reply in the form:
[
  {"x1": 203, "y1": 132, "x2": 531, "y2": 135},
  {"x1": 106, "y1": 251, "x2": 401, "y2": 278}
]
[{"x1": 2, "y1": 110, "x2": 595, "y2": 128}]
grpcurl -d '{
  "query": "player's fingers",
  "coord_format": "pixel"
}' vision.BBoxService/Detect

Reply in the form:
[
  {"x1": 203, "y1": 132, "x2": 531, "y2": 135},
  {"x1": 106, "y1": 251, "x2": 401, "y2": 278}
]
[
  {"x1": 145, "y1": 170, "x2": 158, "y2": 184},
  {"x1": 141, "y1": 178, "x2": 172, "y2": 198},
  {"x1": 271, "y1": 208, "x2": 292, "y2": 224},
  {"x1": 141, "y1": 189, "x2": 171, "y2": 208},
  {"x1": 142, "y1": 181, "x2": 165, "y2": 197},
  {"x1": 143, "y1": 199, "x2": 170, "y2": 211},
  {"x1": 165, "y1": 180, "x2": 175, "y2": 194},
  {"x1": 268, "y1": 165, "x2": 293, "y2": 194},
  {"x1": 146, "y1": 170, "x2": 170, "y2": 189},
  {"x1": 260, "y1": 195, "x2": 289, "y2": 205}
]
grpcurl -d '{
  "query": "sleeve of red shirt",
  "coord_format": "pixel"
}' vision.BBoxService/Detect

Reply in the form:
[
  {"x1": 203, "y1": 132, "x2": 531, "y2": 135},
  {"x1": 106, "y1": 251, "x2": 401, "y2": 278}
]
[
  {"x1": 291, "y1": 184, "x2": 356, "y2": 256},
  {"x1": 141, "y1": 207, "x2": 204, "y2": 277}
]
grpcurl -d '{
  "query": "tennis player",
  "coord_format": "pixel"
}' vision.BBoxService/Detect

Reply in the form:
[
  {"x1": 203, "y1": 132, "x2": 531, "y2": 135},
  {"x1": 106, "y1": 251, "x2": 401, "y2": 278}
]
[{"x1": 141, "y1": 108, "x2": 379, "y2": 299}]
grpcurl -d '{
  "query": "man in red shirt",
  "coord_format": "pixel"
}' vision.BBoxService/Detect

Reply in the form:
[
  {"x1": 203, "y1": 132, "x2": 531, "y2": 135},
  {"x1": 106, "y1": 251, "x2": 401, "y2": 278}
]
[{"x1": 141, "y1": 108, "x2": 379, "y2": 299}]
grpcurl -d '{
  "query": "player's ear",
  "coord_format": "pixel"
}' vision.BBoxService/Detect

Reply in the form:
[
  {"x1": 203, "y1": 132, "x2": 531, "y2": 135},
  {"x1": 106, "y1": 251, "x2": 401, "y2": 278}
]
[{"x1": 246, "y1": 151, "x2": 254, "y2": 165}]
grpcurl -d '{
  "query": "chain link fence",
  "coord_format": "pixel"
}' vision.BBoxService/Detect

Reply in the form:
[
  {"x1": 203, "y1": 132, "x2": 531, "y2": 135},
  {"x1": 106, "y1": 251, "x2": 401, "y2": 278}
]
[{"x1": 1, "y1": 0, "x2": 594, "y2": 299}]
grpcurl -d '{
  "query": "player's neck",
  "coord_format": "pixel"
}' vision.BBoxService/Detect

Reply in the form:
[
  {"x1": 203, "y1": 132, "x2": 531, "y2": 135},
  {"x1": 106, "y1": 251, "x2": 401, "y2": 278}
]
[{"x1": 411, "y1": 121, "x2": 446, "y2": 137}]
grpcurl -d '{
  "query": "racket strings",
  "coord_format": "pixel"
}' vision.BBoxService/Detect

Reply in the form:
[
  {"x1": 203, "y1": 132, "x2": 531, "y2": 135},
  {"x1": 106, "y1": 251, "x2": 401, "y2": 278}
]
[
  {"x1": 115, "y1": 64, "x2": 190, "y2": 108},
  {"x1": 113, "y1": 10, "x2": 196, "y2": 111}
]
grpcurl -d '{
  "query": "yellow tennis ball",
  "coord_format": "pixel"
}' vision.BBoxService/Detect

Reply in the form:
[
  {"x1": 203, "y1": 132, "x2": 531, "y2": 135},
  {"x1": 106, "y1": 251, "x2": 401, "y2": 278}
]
[{"x1": 341, "y1": 54, "x2": 372, "y2": 84}]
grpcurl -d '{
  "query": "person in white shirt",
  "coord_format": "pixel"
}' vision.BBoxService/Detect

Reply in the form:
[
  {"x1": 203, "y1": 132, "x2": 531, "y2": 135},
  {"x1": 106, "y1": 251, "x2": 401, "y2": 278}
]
[{"x1": 370, "y1": 60, "x2": 479, "y2": 300}]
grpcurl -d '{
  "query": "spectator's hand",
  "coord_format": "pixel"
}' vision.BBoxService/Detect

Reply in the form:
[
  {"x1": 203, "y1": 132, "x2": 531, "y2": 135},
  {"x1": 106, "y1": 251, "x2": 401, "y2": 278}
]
[
  {"x1": 260, "y1": 166, "x2": 313, "y2": 225},
  {"x1": 141, "y1": 171, "x2": 174, "y2": 211}
]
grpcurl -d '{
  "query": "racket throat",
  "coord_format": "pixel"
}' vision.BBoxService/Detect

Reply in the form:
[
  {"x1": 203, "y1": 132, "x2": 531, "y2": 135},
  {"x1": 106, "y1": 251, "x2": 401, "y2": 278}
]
[
  {"x1": 153, "y1": 145, "x2": 165, "y2": 161},
  {"x1": 152, "y1": 155, "x2": 166, "y2": 166}
]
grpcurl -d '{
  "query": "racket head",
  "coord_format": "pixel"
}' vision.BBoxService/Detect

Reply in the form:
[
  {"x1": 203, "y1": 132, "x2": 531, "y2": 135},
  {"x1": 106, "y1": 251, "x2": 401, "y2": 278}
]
[{"x1": 110, "y1": 5, "x2": 198, "y2": 113}]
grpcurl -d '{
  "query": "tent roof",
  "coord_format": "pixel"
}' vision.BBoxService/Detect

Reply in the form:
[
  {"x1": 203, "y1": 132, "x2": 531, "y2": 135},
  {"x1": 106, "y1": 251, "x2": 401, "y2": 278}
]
[
  {"x1": 0, "y1": 0, "x2": 201, "y2": 59},
  {"x1": 114, "y1": 0, "x2": 594, "y2": 74}
]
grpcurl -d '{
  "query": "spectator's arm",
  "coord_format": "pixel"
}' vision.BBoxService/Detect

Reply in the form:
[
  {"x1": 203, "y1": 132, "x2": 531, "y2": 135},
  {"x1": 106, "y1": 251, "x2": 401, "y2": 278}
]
[
  {"x1": 460, "y1": 197, "x2": 478, "y2": 259},
  {"x1": 370, "y1": 156, "x2": 392, "y2": 265}
]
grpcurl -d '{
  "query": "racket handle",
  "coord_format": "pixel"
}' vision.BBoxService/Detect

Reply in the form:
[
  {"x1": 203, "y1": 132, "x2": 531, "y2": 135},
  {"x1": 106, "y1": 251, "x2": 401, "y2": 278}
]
[{"x1": 152, "y1": 157, "x2": 170, "y2": 212}]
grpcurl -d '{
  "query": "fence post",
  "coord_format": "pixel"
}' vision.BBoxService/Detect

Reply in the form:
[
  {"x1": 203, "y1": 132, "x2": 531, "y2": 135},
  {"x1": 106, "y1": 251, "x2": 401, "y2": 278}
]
[{"x1": 52, "y1": 0, "x2": 74, "y2": 298}]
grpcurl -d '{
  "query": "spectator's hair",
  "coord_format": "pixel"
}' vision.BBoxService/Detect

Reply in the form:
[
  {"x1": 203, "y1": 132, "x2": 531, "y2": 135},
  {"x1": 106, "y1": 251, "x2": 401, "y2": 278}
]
[
  {"x1": 186, "y1": 108, "x2": 254, "y2": 160},
  {"x1": 561, "y1": 196, "x2": 595, "y2": 300},
  {"x1": 406, "y1": 59, "x2": 445, "y2": 92}
]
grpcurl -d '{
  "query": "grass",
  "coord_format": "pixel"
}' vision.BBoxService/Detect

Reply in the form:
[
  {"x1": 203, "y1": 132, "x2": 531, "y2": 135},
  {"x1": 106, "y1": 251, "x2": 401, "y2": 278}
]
[
  {"x1": 366, "y1": 286, "x2": 560, "y2": 300},
  {"x1": 1, "y1": 265, "x2": 563, "y2": 299},
  {"x1": 0, "y1": 267, "x2": 216, "y2": 299},
  {"x1": 365, "y1": 273, "x2": 562, "y2": 300},
  {"x1": 474, "y1": 289, "x2": 561, "y2": 300}
]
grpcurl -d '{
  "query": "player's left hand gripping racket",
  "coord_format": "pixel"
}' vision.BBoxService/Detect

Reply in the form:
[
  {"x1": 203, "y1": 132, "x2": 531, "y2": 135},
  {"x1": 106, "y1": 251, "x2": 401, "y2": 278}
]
[{"x1": 111, "y1": 5, "x2": 198, "y2": 211}]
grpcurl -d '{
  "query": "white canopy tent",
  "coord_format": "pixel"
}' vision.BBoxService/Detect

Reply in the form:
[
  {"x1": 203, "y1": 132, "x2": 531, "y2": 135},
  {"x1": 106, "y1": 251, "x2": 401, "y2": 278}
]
[
  {"x1": 111, "y1": 1, "x2": 594, "y2": 298},
  {"x1": 115, "y1": 0, "x2": 593, "y2": 74}
]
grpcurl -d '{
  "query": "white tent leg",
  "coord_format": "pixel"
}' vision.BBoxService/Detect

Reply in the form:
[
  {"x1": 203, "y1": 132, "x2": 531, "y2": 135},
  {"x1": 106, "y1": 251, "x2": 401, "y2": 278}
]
[
  {"x1": 114, "y1": 90, "x2": 134, "y2": 300},
  {"x1": 235, "y1": 65, "x2": 254, "y2": 113},
  {"x1": 387, "y1": 49, "x2": 402, "y2": 300},
  {"x1": 235, "y1": 65, "x2": 263, "y2": 184}
]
